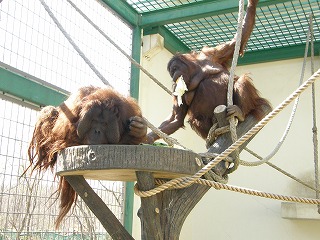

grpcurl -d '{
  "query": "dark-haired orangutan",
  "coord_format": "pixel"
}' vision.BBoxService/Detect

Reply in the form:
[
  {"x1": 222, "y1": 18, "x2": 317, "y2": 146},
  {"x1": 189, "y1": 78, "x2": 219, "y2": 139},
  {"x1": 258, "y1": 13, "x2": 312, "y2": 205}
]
[
  {"x1": 28, "y1": 86, "x2": 147, "y2": 228},
  {"x1": 146, "y1": 0, "x2": 271, "y2": 145}
]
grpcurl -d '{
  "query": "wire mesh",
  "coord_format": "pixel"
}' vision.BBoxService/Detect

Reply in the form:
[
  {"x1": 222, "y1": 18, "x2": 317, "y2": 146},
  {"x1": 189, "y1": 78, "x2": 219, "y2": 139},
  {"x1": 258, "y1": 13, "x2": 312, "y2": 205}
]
[
  {"x1": 0, "y1": 0, "x2": 133, "y2": 95},
  {"x1": 0, "y1": 0, "x2": 133, "y2": 238},
  {"x1": 126, "y1": 0, "x2": 201, "y2": 13},
  {"x1": 158, "y1": 0, "x2": 320, "y2": 52}
]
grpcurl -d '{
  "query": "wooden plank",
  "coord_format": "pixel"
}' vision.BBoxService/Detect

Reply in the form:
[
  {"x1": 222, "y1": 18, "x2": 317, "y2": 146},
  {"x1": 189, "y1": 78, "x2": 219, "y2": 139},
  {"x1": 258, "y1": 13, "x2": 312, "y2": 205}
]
[
  {"x1": 56, "y1": 145, "x2": 201, "y2": 181},
  {"x1": 64, "y1": 175, "x2": 134, "y2": 240}
]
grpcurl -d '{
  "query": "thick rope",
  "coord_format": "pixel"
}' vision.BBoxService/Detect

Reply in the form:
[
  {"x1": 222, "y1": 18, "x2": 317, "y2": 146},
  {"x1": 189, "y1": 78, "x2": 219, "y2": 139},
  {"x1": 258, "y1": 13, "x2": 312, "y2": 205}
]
[
  {"x1": 39, "y1": 0, "x2": 113, "y2": 87},
  {"x1": 225, "y1": 0, "x2": 245, "y2": 174},
  {"x1": 244, "y1": 147, "x2": 320, "y2": 194},
  {"x1": 240, "y1": 13, "x2": 313, "y2": 167},
  {"x1": 134, "y1": 68, "x2": 320, "y2": 197},
  {"x1": 309, "y1": 15, "x2": 320, "y2": 213},
  {"x1": 66, "y1": 0, "x2": 172, "y2": 95},
  {"x1": 147, "y1": 178, "x2": 320, "y2": 205}
]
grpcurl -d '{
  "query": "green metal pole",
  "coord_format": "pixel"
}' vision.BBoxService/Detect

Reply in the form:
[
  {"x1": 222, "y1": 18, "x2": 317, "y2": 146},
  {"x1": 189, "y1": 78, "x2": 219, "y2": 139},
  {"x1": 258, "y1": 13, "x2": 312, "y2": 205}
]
[
  {"x1": 124, "y1": 26, "x2": 142, "y2": 235},
  {"x1": 130, "y1": 27, "x2": 142, "y2": 99}
]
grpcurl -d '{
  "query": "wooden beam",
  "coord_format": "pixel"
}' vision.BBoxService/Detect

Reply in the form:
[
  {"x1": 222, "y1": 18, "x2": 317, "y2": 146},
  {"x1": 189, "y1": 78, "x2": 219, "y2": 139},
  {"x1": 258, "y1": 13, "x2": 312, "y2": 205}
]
[{"x1": 64, "y1": 175, "x2": 134, "y2": 240}]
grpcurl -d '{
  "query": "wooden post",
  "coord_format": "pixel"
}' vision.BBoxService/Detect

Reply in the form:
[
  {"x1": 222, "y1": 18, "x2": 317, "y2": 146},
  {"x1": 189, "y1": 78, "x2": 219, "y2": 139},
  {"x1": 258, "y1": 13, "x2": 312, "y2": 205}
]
[
  {"x1": 136, "y1": 171, "x2": 163, "y2": 240},
  {"x1": 156, "y1": 183, "x2": 210, "y2": 239},
  {"x1": 136, "y1": 172, "x2": 210, "y2": 240},
  {"x1": 214, "y1": 105, "x2": 230, "y2": 127}
]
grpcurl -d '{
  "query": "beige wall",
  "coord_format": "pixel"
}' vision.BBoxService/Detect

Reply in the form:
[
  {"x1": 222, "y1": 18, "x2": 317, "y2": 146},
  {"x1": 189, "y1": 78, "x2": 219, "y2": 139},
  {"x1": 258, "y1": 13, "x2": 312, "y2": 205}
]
[{"x1": 133, "y1": 35, "x2": 320, "y2": 239}]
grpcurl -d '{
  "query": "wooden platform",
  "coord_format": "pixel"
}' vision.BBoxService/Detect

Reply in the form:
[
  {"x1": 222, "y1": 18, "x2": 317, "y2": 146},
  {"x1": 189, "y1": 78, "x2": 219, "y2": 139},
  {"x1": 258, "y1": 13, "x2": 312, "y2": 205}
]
[
  {"x1": 54, "y1": 106, "x2": 269, "y2": 239},
  {"x1": 56, "y1": 144, "x2": 202, "y2": 181}
]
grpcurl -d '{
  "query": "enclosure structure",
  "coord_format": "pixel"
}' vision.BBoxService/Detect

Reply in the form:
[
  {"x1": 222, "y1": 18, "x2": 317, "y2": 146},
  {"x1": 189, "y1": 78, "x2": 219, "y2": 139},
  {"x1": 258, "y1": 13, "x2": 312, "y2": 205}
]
[{"x1": 1, "y1": 0, "x2": 320, "y2": 239}]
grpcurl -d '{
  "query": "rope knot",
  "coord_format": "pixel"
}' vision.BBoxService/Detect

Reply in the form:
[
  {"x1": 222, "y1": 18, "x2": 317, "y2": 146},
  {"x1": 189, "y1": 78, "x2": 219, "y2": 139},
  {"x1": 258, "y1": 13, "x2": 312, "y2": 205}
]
[
  {"x1": 312, "y1": 126, "x2": 318, "y2": 134},
  {"x1": 206, "y1": 119, "x2": 239, "y2": 149}
]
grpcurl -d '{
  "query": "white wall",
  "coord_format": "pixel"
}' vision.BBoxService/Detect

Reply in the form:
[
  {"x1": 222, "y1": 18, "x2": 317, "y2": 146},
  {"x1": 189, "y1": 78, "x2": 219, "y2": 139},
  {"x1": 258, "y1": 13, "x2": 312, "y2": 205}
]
[{"x1": 133, "y1": 35, "x2": 320, "y2": 240}]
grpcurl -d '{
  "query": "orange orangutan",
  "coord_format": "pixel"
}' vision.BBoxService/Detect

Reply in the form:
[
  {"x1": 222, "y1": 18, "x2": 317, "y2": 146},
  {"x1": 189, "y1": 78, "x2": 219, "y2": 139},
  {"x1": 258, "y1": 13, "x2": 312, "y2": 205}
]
[
  {"x1": 28, "y1": 86, "x2": 147, "y2": 227},
  {"x1": 146, "y1": 0, "x2": 271, "y2": 144}
]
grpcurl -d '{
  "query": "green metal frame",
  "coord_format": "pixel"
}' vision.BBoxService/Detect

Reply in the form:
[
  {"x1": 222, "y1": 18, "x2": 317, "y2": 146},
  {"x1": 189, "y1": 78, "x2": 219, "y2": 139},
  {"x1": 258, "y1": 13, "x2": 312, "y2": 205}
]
[
  {"x1": 139, "y1": 0, "x2": 292, "y2": 28},
  {"x1": 0, "y1": 65, "x2": 68, "y2": 107},
  {"x1": 123, "y1": 26, "x2": 143, "y2": 235},
  {"x1": 100, "y1": 0, "x2": 139, "y2": 27},
  {"x1": 144, "y1": 26, "x2": 191, "y2": 54},
  {"x1": 239, "y1": 42, "x2": 320, "y2": 65},
  {"x1": 106, "y1": 0, "x2": 319, "y2": 65}
]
